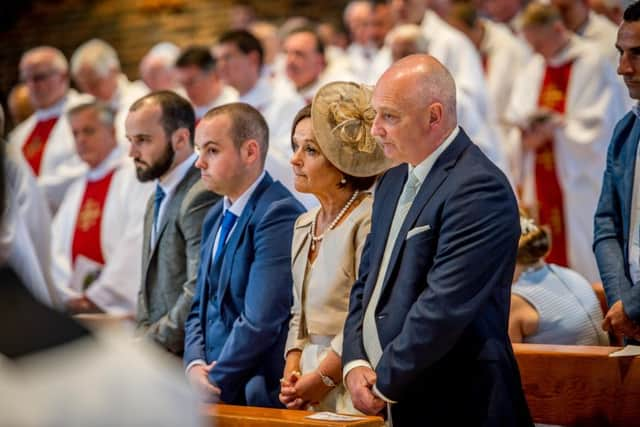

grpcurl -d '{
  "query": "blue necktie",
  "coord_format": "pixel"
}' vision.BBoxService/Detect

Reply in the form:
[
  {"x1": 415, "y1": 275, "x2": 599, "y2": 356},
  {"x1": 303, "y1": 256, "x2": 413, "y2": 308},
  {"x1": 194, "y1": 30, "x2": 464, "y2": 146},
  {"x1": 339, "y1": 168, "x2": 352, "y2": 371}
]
[
  {"x1": 153, "y1": 185, "x2": 166, "y2": 233},
  {"x1": 213, "y1": 210, "x2": 238, "y2": 264}
]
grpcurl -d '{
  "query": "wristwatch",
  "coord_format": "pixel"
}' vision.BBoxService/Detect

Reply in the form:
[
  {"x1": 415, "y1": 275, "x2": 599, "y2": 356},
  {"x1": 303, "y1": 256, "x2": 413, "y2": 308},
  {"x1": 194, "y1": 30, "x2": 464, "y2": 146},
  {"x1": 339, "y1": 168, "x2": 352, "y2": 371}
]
[{"x1": 317, "y1": 369, "x2": 337, "y2": 388}]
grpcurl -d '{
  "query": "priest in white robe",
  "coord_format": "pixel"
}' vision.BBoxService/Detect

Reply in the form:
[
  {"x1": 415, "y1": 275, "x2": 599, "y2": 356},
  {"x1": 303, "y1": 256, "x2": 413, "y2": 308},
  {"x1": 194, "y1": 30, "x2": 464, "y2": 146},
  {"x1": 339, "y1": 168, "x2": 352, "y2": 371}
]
[
  {"x1": 505, "y1": 3, "x2": 625, "y2": 283},
  {"x1": 51, "y1": 102, "x2": 153, "y2": 315},
  {"x1": 9, "y1": 46, "x2": 93, "y2": 213}
]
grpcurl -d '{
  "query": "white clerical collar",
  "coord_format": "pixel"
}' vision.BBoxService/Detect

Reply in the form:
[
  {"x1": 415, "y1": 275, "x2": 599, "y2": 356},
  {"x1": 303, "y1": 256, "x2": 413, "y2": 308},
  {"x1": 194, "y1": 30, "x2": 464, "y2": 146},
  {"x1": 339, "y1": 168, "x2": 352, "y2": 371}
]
[
  {"x1": 157, "y1": 152, "x2": 197, "y2": 195},
  {"x1": 87, "y1": 145, "x2": 124, "y2": 182},
  {"x1": 239, "y1": 76, "x2": 271, "y2": 111},
  {"x1": 223, "y1": 170, "x2": 266, "y2": 218},
  {"x1": 409, "y1": 126, "x2": 460, "y2": 186},
  {"x1": 35, "y1": 95, "x2": 68, "y2": 121}
]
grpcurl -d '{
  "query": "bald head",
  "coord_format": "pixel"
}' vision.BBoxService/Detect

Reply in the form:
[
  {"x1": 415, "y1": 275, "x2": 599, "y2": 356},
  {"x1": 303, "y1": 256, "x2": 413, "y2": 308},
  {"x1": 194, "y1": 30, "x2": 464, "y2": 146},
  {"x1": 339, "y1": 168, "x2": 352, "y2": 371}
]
[
  {"x1": 372, "y1": 54, "x2": 457, "y2": 165},
  {"x1": 19, "y1": 46, "x2": 70, "y2": 109}
]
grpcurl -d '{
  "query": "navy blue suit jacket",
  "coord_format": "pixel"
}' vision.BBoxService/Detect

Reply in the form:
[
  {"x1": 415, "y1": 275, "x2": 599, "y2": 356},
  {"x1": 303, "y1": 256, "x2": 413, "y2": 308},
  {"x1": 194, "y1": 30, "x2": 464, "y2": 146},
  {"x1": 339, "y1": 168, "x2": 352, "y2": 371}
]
[
  {"x1": 342, "y1": 130, "x2": 532, "y2": 425},
  {"x1": 594, "y1": 111, "x2": 640, "y2": 322},
  {"x1": 183, "y1": 173, "x2": 305, "y2": 406}
]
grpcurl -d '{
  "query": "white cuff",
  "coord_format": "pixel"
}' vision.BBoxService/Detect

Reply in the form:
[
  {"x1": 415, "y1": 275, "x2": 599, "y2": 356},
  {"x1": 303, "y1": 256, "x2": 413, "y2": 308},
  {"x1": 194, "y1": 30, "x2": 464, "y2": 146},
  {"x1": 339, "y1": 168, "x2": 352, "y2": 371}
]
[
  {"x1": 185, "y1": 359, "x2": 206, "y2": 375},
  {"x1": 342, "y1": 359, "x2": 372, "y2": 382}
]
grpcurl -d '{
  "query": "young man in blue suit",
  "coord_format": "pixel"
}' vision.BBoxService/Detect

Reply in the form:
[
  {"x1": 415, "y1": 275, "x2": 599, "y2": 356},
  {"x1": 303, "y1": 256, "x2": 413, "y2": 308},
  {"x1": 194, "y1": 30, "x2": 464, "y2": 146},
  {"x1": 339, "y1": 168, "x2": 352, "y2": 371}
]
[
  {"x1": 183, "y1": 103, "x2": 305, "y2": 407},
  {"x1": 594, "y1": 1, "x2": 640, "y2": 343},
  {"x1": 341, "y1": 54, "x2": 532, "y2": 425}
]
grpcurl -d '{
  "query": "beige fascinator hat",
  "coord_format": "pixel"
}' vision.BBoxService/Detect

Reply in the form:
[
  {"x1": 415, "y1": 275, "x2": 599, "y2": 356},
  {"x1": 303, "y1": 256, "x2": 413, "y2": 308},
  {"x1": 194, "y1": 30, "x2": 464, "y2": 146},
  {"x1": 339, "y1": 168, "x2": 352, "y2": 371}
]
[{"x1": 311, "y1": 81, "x2": 392, "y2": 177}]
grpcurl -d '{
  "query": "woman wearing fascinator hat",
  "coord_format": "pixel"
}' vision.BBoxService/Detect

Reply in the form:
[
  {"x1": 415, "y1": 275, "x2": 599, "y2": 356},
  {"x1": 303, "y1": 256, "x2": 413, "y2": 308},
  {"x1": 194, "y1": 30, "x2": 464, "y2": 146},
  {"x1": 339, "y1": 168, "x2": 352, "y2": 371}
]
[
  {"x1": 278, "y1": 82, "x2": 391, "y2": 413},
  {"x1": 509, "y1": 210, "x2": 608, "y2": 346}
]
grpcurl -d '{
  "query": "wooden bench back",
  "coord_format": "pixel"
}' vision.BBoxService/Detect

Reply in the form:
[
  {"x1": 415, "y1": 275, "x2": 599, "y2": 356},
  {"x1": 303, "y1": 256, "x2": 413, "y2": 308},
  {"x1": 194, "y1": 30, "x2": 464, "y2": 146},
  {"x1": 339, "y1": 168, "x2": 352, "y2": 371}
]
[{"x1": 514, "y1": 343, "x2": 640, "y2": 427}]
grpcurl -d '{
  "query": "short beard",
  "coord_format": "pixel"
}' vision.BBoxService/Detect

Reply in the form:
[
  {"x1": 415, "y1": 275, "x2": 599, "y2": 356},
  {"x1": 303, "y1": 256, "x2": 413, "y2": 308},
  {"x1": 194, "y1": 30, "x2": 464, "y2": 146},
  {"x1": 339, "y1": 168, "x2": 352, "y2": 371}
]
[{"x1": 135, "y1": 143, "x2": 175, "y2": 182}]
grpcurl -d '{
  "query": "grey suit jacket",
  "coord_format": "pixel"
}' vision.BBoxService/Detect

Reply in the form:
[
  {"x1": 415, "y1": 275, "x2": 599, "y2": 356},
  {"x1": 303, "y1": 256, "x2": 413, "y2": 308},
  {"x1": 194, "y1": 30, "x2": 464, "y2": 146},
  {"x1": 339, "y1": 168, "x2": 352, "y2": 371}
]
[{"x1": 136, "y1": 165, "x2": 219, "y2": 354}]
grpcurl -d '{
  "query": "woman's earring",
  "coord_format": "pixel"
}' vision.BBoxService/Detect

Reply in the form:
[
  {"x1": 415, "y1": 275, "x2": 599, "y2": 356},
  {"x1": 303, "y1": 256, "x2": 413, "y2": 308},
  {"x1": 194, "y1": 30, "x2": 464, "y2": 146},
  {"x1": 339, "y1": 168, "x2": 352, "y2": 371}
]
[{"x1": 340, "y1": 176, "x2": 347, "y2": 185}]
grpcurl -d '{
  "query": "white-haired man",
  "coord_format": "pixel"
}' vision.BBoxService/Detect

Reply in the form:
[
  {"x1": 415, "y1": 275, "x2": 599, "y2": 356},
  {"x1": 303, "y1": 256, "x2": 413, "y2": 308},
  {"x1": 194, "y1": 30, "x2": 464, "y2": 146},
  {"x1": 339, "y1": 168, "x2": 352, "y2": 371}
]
[
  {"x1": 71, "y1": 38, "x2": 148, "y2": 145},
  {"x1": 9, "y1": 46, "x2": 93, "y2": 212},
  {"x1": 138, "y1": 42, "x2": 183, "y2": 93},
  {"x1": 51, "y1": 101, "x2": 152, "y2": 315}
]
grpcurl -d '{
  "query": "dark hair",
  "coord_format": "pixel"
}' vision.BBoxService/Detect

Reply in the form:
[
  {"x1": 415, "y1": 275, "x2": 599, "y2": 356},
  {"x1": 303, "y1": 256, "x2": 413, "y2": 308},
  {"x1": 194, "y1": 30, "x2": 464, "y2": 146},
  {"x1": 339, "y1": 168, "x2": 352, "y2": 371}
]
[
  {"x1": 517, "y1": 213, "x2": 551, "y2": 265},
  {"x1": 624, "y1": 1, "x2": 640, "y2": 22},
  {"x1": 175, "y1": 46, "x2": 216, "y2": 72},
  {"x1": 450, "y1": 0, "x2": 478, "y2": 29},
  {"x1": 218, "y1": 29, "x2": 264, "y2": 67},
  {"x1": 290, "y1": 105, "x2": 377, "y2": 191},
  {"x1": 286, "y1": 26, "x2": 325, "y2": 56},
  {"x1": 129, "y1": 91, "x2": 196, "y2": 146},
  {"x1": 203, "y1": 102, "x2": 269, "y2": 165}
]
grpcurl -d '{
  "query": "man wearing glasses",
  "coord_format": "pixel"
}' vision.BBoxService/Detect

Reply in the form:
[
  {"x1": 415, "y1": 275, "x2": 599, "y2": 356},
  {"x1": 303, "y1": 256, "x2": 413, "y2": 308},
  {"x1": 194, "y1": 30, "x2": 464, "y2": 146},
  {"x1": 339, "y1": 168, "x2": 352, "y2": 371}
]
[{"x1": 9, "y1": 46, "x2": 93, "y2": 213}]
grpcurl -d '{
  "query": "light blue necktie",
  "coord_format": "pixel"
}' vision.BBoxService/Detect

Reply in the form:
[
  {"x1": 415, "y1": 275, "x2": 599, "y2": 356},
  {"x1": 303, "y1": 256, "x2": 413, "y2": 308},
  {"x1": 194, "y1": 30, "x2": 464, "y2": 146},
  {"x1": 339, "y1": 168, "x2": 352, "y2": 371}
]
[
  {"x1": 153, "y1": 185, "x2": 166, "y2": 233},
  {"x1": 213, "y1": 210, "x2": 238, "y2": 264}
]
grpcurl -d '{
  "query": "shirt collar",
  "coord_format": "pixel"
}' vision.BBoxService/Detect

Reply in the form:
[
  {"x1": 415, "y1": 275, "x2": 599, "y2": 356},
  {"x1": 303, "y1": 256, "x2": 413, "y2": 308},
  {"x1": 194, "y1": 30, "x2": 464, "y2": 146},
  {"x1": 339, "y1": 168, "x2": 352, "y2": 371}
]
[
  {"x1": 35, "y1": 95, "x2": 68, "y2": 121},
  {"x1": 223, "y1": 170, "x2": 266, "y2": 218},
  {"x1": 157, "y1": 152, "x2": 197, "y2": 195},
  {"x1": 409, "y1": 126, "x2": 460, "y2": 185},
  {"x1": 87, "y1": 145, "x2": 124, "y2": 181},
  {"x1": 633, "y1": 103, "x2": 640, "y2": 119}
]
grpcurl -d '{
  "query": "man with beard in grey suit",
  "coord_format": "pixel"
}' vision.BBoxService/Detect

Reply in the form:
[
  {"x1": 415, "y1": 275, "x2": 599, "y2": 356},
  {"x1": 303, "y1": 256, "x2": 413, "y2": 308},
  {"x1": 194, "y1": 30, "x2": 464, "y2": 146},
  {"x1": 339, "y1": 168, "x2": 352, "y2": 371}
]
[{"x1": 126, "y1": 91, "x2": 219, "y2": 354}]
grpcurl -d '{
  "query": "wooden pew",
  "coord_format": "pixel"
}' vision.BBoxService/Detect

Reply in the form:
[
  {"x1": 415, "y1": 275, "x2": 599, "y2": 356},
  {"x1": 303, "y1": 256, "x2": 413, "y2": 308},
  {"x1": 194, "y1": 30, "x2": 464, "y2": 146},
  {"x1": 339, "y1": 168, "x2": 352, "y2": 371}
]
[
  {"x1": 514, "y1": 343, "x2": 640, "y2": 427},
  {"x1": 203, "y1": 404, "x2": 384, "y2": 427}
]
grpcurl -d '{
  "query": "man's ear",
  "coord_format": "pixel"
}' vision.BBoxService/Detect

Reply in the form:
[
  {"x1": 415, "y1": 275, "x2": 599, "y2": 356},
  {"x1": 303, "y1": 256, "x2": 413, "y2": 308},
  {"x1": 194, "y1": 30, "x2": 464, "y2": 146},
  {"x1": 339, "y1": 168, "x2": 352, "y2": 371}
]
[
  {"x1": 171, "y1": 127, "x2": 190, "y2": 150},
  {"x1": 428, "y1": 102, "x2": 444, "y2": 128},
  {"x1": 241, "y1": 138, "x2": 260, "y2": 165}
]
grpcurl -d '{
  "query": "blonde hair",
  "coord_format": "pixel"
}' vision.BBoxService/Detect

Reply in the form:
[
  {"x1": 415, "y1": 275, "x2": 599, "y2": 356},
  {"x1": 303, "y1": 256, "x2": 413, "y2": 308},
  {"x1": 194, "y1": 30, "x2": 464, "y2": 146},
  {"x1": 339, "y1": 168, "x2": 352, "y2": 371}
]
[
  {"x1": 519, "y1": 2, "x2": 562, "y2": 29},
  {"x1": 517, "y1": 210, "x2": 550, "y2": 265}
]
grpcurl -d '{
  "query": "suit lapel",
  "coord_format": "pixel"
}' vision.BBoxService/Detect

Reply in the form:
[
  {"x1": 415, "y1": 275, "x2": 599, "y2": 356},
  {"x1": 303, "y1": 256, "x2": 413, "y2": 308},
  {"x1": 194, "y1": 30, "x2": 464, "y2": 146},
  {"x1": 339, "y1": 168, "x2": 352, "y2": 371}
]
[
  {"x1": 141, "y1": 196, "x2": 154, "y2": 283},
  {"x1": 216, "y1": 174, "x2": 273, "y2": 302},
  {"x1": 291, "y1": 215, "x2": 313, "y2": 284},
  {"x1": 203, "y1": 210, "x2": 223, "y2": 298},
  {"x1": 376, "y1": 132, "x2": 471, "y2": 301},
  {"x1": 622, "y1": 115, "x2": 640, "y2": 244},
  {"x1": 362, "y1": 168, "x2": 405, "y2": 305}
]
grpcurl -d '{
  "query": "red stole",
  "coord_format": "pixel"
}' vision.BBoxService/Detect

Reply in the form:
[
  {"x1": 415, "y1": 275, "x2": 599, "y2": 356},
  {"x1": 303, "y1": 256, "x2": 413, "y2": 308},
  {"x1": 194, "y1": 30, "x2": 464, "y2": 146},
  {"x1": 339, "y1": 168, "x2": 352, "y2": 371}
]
[
  {"x1": 534, "y1": 61, "x2": 573, "y2": 267},
  {"x1": 22, "y1": 117, "x2": 59, "y2": 176},
  {"x1": 481, "y1": 53, "x2": 489, "y2": 76},
  {"x1": 71, "y1": 170, "x2": 116, "y2": 267}
]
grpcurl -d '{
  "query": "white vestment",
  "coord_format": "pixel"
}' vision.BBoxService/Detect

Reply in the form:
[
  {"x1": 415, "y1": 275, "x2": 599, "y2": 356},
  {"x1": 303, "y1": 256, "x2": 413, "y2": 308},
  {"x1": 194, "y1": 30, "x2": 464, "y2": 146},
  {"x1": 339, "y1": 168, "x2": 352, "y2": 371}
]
[
  {"x1": 193, "y1": 85, "x2": 238, "y2": 120},
  {"x1": 111, "y1": 74, "x2": 149, "y2": 147},
  {"x1": 578, "y1": 11, "x2": 633, "y2": 111},
  {"x1": 8, "y1": 90, "x2": 94, "y2": 213},
  {"x1": 346, "y1": 43, "x2": 379, "y2": 85},
  {"x1": 1, "y1": 156, "x2": 56, "y2": 306},
  {"x1": 505, "y1": 36, "x2": 626, "y2": 283},
  {"x1": 239, "y1": 76, "x2": 317, "y2": 209},
  {"x1": 420, "y1": 10, "x2": 493, "y2": 122},
  {"x1": 51, "y1": 147, "x2": 153, "y2": 314},
  {"x1": 481, "y1": 19, "x2": 531, "y2": 125}
]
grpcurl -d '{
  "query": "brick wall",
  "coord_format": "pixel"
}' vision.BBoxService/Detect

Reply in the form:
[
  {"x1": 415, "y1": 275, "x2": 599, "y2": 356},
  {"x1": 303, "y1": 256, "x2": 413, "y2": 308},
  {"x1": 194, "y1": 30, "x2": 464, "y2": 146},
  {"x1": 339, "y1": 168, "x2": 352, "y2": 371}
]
[{"x1": 0, "y1": 0, "x2": 348, "y2": 110}]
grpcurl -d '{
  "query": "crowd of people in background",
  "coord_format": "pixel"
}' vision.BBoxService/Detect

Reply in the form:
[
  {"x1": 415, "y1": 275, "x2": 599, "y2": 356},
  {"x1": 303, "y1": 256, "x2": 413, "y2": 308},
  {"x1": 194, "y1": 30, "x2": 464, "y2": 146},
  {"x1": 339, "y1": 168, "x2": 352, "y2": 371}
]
[{"x1": 2, "y1": 0, "x2": 640, "y2": 425}]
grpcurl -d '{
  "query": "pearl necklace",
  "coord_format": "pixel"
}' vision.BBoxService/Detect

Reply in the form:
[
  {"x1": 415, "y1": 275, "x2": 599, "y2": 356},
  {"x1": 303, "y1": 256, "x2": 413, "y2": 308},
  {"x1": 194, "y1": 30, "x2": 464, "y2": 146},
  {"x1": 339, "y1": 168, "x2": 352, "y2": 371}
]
[{"x1": 310, "y1": 190, "x2": 360, "y2": 251}]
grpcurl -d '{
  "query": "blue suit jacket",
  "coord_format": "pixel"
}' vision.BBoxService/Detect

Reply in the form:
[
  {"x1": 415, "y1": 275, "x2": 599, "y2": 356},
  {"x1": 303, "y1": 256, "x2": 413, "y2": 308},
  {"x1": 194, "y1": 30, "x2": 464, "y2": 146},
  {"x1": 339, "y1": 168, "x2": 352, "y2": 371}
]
[
  {"x1": 184, "y1": 173, "x2": 305, "y2": 406},
  {"x1": 594, "y1": 111, "x2": 640, "y2": 322},
  {"x1": 342, "y1": 130, "x2": 532, "y2": 425}
]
